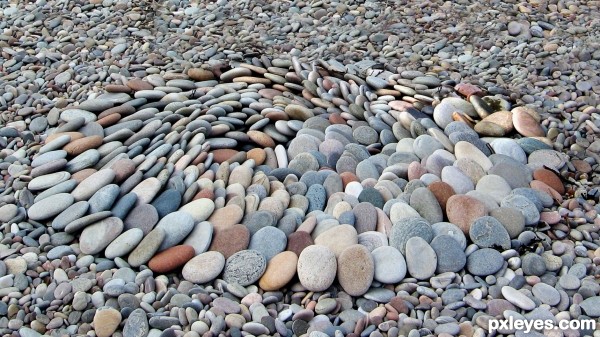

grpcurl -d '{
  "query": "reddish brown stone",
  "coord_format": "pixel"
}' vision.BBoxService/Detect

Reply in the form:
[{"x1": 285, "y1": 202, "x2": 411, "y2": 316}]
[
  {"x1": 407, "y1": 162, "x2": 428, "y2": 181},
  {"x1": 63, "y1": 135, "x2": 103, "y2": 156},
  {"x1": 258, "y1": 88, "x2": 283, "y2": 100},
  {"x1": 339, "y1": 172, "x2": 359, "y2": 189},
  {"x1": 486, "y1": 299, "x2": 517, "y2": 317},
  {"x1": 572, "y1": 159, "x2": 592, "y2": 174},
  {"x1": 286, "y1": 231, "x2": 313, "y2": 256},
  {"x1": 148, "y1": 245, "x2": 195, "y2": 273},
  {"x1": 105, "y1": 84, "x2": 132, "y2": 93},
  {"x1": 110, "y1": 159, "x2": 136, "y2": 183},
  {"x1": 46, "y1": 132, "x2": 84, "y2": 143},
  {"x1": 71, "y1": 168, "x2": 97, "y2": 183},
  {"x1": 188, "y1": 68, "x2": 215, "y2": 81},
  {"x1": 208, "y1": 224, "x2": 249, "y2": 259},
  {"x1": 532, "y1": 168, "x2": 565, "y2": 194},
  {"x1": 428, "y1": 181, "x2": 455, "y2": 212},
  {"x1": 212, "y1": 149, "x2": 239, "y2": 164},
  {"x1": 455, "y1": 83, "x2": 483, "y2": 99},
  {"x1": 530, "y1": 180, "x2": 563, "y2": 203},
  {"x1": 98, "y1": 104, "x2": 136, "y2": 119},
  {"x1": 329, "y1": 113, "x2": 346, "y2": 125},
  {"x1": 97, "y1": 113, "x2": 121, "y2": 127},
  {"x1": 512, "y1": 107, "x2": 544, "y2": 137},
  {"x1": 247, "y1": 148, "x2": 266, "y2": 165},
  {"x1": 247, "y1": 130, "x2": 276, "y2": 148},
  {"x1": 126, "y1": 79, "x2": 153, "y2": 91},
  {"x1": 388, "y1": 296, "x2": 409, "y2": 315},
  {"x1": 446, "y1": 195, "x2": 487, "y2": 234},
  {"x1": 193, "y1": 188, "x2": 215, "y2": 201}
]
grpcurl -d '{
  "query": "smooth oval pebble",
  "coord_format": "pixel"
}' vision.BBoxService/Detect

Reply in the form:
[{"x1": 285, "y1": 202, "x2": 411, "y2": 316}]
[
  {"x1": 258, "y1": 251, "x2": 298, "y2": 291},
  {"x1": 223, "y1": 250, "x2": 267, "y2": 286},
  {"x1": 297, "y1": 245, "x2": 337, "y2": 292},
  {"x1": 337, "y1": 244, "x2": 374, "y2": 296},
  {"x1": 182, "y1": 251, "x2": 226, "y2": 284},
  {"x1": 28, "y1": 193, "x2": 74, "y2": 221}
]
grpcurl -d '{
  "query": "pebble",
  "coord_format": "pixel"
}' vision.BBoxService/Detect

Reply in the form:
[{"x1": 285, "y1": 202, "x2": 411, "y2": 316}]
[
  {"x1": 405, "y1": 237, "x2": 437, "y2": 280},
  {"x1": 371, "y1": 246, "x2": 407, "y2": 284},
  {"x1": 467, "y1": 248, "x2": 504, "y2": 276},
  {"x1": 223, "y1": 250, "x2": 267, "y2": 286},
  {"x1": 337, "y1": 244, "x2": 375, "y2": 296},
  {"x1": 297, "y1": 245, "x2": 337, "y2": 291},
  {"x1": 182, "y1": 251, "x2": 225, "y2": 284}
]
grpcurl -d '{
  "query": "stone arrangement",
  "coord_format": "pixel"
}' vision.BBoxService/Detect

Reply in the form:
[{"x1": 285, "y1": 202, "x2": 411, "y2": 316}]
[{"x1": 1, "y1": 1, "x2": 600, "y2": 337}]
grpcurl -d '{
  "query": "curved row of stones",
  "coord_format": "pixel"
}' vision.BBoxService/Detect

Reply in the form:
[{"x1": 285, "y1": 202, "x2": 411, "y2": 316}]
[{"x1": 1, "y1": 56, "x2": 599, "y2": 337}]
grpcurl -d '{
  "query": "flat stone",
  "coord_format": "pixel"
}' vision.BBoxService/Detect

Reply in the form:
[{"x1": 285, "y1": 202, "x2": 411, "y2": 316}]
[
  {"x1": 405, "y1": 237, "x2": 437, "y2": 280},
  {"x1": 297, "y1": 245, "x2": 337, "y2": 291},
  {"x1": 79, "y1": 217, "x2": 123, "y2": 255},
  {"x1": 182, "y1": 251, "x2": 226, "y2": 284},
  {"x1": 430, "y1": 235, "x2": 467, "y2": 273},
  {"x1": 469, "y1": 216, "x2": 511, "y2": 249},
  {"x1": 500, "y1": 194, "x2": 540, "y2": 226},
  {"x1": 124, "y1": 204, "x2": 159, "y2": 235},
  {"x1": 389, "y1": 216, "x2": 433, "y2": 255},
  {"x1": 466, "y1": 248, "x2": 504, "y2": 276},
  {"x1": 337, "y1": 244, "x2": 374, "y2": 296},
  {"x1": 223, "y1": 250, "x2": 267, "y2": 286},
  {"x1": 248, "y1": 226, "x2": 287, "y2": 261},
  {"x1": 371, "y1": 246, "x2": 406, "y2": 284},
  {"x1": 104, "y1": 228, "x2": 144, "y2": 259},
  {"x1": 259, "y1": 251, "x2": 298, "y2": 291},
  {"x1": 128, "y1": 228, "x2": 165, "y2": 267},
  {"x1": 71, "y1": 169, "x2": 115, "y2": 201},
  {"x1": 155, "y1": 211, "x2": 195, "y2": 251},
  {"x1": 209, "y1": 224, "x2": 250, "y2": 259},
  {"x1": 501, "y1": 286, "x2": 536, "y2": 311},
  {"x1": 183, "y1": 221, "x2": 213, "y2": 255},
  {"x1": 28, "y1": 193, "x2": 74, "y2": 221},
  {"x1": 148, "y1": 245, "x2": 195, "y2": 273}
]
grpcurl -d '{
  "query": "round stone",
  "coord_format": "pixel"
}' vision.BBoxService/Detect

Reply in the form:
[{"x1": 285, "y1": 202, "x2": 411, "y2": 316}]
[
  {"x1": 297, "y1": 245, "x2": 337, "y2": 292},
  {"x1": 430, "y1": 235, "x2": 467, "y2": 273},
  {"x1": 405, "y1": 237, "x2": 437, "y2": 280},
  {"x1": 248, "y1": 226, "x2": 287, "y2": 261},
  {"x1": 500, "y1": 194, "x2": 540, "y2": 226},
  {"x1": 466, "y1": 248, "x2": 504, "y2": 276},
  {"x1": 79, "y1": 217, "x2": 123, "y2": 255},
  {"x1": 223, "y1": 250, "x2": 267, "y2": 286},
  {"x1": 182, "y1": 251, "x2": 226, "y2": 284},
  {"x1": 389, "y1": 216, "x2": 433, "y2": 255},
  {"x1": 446, "y1": 195, "x2": 487, "y2": 234},
  {"x1": 93, "y1": 307, "x2": 122, "y2": 337},
  {"x1": 337, "y1": 244, "x2": 374, "y2": 296},
  {"x1": 469, "y1": 216, "x2": 511, "y2": 250},
  {"x1": 371, "y1": 246, "x2": 407, "y2": 284},
  {"x1": 155, "y1": 211, "x2": 195, "y2": 251},
  {"x1": 259, "y1": 251, "x2": 298, "y2": 291}
]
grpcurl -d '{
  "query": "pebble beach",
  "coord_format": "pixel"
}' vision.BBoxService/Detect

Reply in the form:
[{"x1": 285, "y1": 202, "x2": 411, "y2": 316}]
[{"x1": 1, "y1": 0, "x2": 600, "y2": 337}]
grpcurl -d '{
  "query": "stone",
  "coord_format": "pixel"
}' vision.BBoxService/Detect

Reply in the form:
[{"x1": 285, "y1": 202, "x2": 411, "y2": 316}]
[
  {"x1": 532, "y1": 168, "x2": 564, "y2": 194},
  {"x1": 248, "y1": 226, "x2": 287, "y2": 261},
  {"x1": 469, "y1": 216, "x2": 511, "y2": 249},
  {"x1": 432, "y1": 222, "x2": 467, "y2": 249},
  {"x1": 209, "y1": 224, "x2": 250, "y2": 259},
  {"x1": 409, "y1": 187, "x2": 443, "y2": 224},
  {"x1": 72, "y1": 169, "x2": 115, "y2": 201},
  {"x1": 466, "y1": 248, "x2": 504, "y2": 276},
  {"x1": 182, "y1": 251, "x2": 226, "y2": 284},
  {"x1": 501, "y1": 286, "x2": 536, "y2": 311},
  {"x1": 531, "y1": 283, "x2": 560, "y2": 306},
  {"x1": 521, "y1": 253, "x2": 547, "y2": 276},
  {"x1": 297, "y1": 245, "x2": 337, "y2": 291},
  {"x1": 259, "y1": 251, "x2": 298, "y2": 291},
  {"x1": 93, "y1": 307, "x2": 122, "y2": 337},
  {"x1": 446, "y1": 195, "x2": 487, "y2": 234},
  {"x1": 183, "y1": 221, "x2": 213, "y2": 255},
  {"x1": 337, "y1": 244, "x2": 374, "y2": 296},
  {"x1": 512, "y1": 107, "x2": 545, "y2": 137},
  {"x1": 287, "y1": 231, "x2": 314, "y2": 256},
  {"x1": 80, "y1": 217, "x2": 123, "y2": 255},
  {"x1": 208, "y1": 204, "x2": 243, "y2": 228},
  {"x1": 427, "y1": 181, "x2": 455, "y2": 211},
  {"x1": 0, "y1": 204, "x2": 18, "y2": 222},
  {"x1": 500, "y1": 194, "x2": 540, "y2": 226},
  {"x1": 123, "y1": 308, "x2": 149, "y2": 337},
  {"x1": 104, "y1": 228, "x2": 144, "y2": 259},
  {"x1": 434, "y1": 97, "x2": 477, "y2": 129},
  {"x1": 223, "y1": 250, "x2": 267, "y2": 286},
  {"x1": 371, "y1": 246, "x2": 406, "y2": 284},
  {"x1": 490, "y1": 207, "x2": 525, "y2": 239},
  {"x1": 28, "y1": 193, "x2": 74, "y2": 221},
  {"x1": 314, "y1": 224, "x2": 358, "y2": 257},
  {"x1": 441, "y1": 166, "x2": 474, "y2": 194},
  {"x1": 430, "y1": 235, "x2": 467, "y2": 273},
  {"x1": 474, "y1": 111, "x2": 513, "y2": 136},
  {"x1": 128, "y1": 228, "x2": 165, "y2": 267},
  {"x1": 155, "y1": 211, "x2": 195, "y2": 251},
  {"x1": 405, "y1": 237, "x2": 437, "y2": 280},
  {"x1": 151, "y1": 189, "x2": 182, "y2": 217},
  {"x1": 124, "y1": 204, "x2": 159, "y2": 235},
  {"x1": 148, "y1": 245, "x2": 195, "y2": 273},
  {"x1": 179, "y1": 198, "x2": 215, "y2": 222},
  {"x1": 389, "y1": 217, "x2": 433, "y2": 255},
  {"x1": 579, "y1": 297, "x2": 600, "y2": 317}
]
